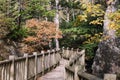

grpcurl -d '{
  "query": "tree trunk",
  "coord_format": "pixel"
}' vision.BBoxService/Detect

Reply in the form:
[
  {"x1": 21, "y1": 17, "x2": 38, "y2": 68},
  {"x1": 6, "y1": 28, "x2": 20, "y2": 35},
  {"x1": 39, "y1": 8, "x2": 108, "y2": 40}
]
[
  {"x1": 54, "y1": 0, "x2": 60, "y2": 50},
  {"x1": 17, "y1": 0, "x2": 22, "y2": 28},
  {"x1": 6, "y1": 0, "x2": 10, "y2": 17},
  {"x1": 66, "y1": 0, "x2": 70, "y2": 22},
  {"x1": 103, "y1": 0, "x2": 118, "y2": 39},
  {"x1": 66, "y1": 7, "x2": 70, "y2": 22},
  {"x1": 72, "y1": 8, "x2": 75, "y2": 21}
]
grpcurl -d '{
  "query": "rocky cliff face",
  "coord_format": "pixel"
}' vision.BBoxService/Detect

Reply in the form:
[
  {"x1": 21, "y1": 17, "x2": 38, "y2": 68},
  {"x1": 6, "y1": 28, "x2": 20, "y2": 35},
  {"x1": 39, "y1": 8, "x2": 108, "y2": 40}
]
[
  {"x1": 0, "y1": 40, "x2": 24, "y2": 60},
  {"x1": 92, "y1": 38, "x2": 120, "y2": 78}
]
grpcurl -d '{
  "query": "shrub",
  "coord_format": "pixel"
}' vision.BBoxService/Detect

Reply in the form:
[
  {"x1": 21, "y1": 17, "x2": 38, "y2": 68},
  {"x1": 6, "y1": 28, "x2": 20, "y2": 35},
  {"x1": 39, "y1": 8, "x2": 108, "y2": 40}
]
[
  {"x1": 24, "y1": 18, "x2": 62, "y2": 50},
  {"x1": 7, "y1": 26, "x2": 28, "y2": 41}
]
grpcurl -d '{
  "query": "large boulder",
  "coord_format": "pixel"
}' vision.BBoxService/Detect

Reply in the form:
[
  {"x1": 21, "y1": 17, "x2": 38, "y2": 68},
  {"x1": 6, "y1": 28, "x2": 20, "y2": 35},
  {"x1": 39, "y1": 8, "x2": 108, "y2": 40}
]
[{"x1": 92, "y1": 38, "x2": 120, "y2": 78}]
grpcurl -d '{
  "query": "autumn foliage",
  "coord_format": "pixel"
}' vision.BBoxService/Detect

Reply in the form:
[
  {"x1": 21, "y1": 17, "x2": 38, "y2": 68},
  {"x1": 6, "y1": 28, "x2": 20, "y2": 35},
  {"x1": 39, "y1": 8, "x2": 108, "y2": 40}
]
[{"x1": 24, "y1": 19, "x2": 62, "y2": 50}]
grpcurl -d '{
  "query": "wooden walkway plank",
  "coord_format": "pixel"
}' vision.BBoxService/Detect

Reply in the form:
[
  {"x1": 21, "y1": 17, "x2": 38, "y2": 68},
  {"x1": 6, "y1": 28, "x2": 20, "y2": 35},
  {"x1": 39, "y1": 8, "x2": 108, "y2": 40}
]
[{"x1": 37, "y1": 59, "x2": 65, "y2": 80}]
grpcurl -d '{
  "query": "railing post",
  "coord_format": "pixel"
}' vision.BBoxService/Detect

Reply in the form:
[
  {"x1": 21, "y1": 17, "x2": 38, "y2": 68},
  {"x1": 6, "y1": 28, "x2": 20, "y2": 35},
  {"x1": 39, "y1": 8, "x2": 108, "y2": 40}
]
[
  {"x1": 76, "y1": 48, "x2": 79, "y2": 55},
  {"x1": 71, "y1": 48, "x2": 73, "y2": 55},
  {"x1": 55, "y1": 49, "x2": 58, "y2": 65},
  {"x1": 55, "y1": 49, "x2": 59, "y2": 64},
  {"x1": 9, "y1": 55, "x2": 15, "y2": 80},
  {"x1": 104, "y1": 74, "x2": 116, "y2": 80},
  {"x1": 47, "y1": 50, "x2": 50, "y2": 71},
  {"x1": 74, "y1": 66, "x2": 79, "y2": 80},
  {"x1": 79, "y1": 50, "x2": 85, "y2": 71},
  {"x1": 57, "y1": 48, "x2": 61, "y2": 63},
  {"x1": 62, "y1": 47, "x2": 65, "y2": 54},
  {"x1": 52, "y1": 49, "x2": 55, "y2": 67},
  {"x1": 66, "y1": 47, "x2": 69, "y2": 58},
  {"x1": 41, "y1": 51, "x2": 45, "y2": 75},
  {"x1": 69, "y1": 48, "x2": 74, "y2": 60},
  {"x1": 33, "y1": 52, "x2": 37, "y2": 80},
  {"x1": 24, "y1": 54, "x2": 28, "y2": 80},
  {"x1": 74, "y1": 50, "x2": 85, "y2": 80},
  {"x1": 55, "y1": 49, "x2": 57, "y2": 65}
]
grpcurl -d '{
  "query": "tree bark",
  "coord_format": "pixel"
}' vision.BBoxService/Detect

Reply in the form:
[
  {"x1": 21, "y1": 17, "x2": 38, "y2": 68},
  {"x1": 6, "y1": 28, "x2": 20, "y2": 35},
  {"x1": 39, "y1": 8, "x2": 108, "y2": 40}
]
[
  {"x1": 54, "y1": 0, "x2": 60, "y2": 50},
  {"x1": 103, "y1": 0, "x2": 118, "y2": 39}
]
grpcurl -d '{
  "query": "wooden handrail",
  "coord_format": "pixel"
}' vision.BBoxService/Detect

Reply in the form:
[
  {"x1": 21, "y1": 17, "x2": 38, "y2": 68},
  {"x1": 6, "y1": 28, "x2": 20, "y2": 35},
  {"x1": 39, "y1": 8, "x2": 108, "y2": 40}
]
[
  {"x1": 64, "y1": 48, "x2": 116, "y2": 80},
  {"x1": 78, "y1": 71, "x2": 103, "y2": 80},
  {"x1": 0, "y1": 49, "x2": 61, "y2": 80}
]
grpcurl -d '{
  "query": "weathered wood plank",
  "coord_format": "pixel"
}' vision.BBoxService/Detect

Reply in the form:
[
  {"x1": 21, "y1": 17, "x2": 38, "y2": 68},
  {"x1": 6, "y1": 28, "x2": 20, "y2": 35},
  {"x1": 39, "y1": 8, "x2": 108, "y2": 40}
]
[
  {"x1": 38, "y1": 59, "x2": 65, "y2": 80},
  {"x1": 78, "y1": 71, "x2": 103, "y2": 80},
  {"x1": 104, "y1": 74, "x2": 116, "y2": 80}
]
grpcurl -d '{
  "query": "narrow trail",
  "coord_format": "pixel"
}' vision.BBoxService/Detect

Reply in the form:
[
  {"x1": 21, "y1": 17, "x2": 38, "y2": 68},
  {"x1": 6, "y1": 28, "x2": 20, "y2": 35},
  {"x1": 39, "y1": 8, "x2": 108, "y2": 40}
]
[{"x1": 37, "y1": 59, "x2": 66, "y2": 80}]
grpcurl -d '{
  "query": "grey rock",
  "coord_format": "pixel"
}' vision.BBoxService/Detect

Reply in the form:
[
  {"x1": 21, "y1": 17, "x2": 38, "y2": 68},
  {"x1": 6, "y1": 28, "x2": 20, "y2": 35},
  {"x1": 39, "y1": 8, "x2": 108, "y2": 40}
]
[{"x1": 92, "y1": 38, "x2": 120, "y2": 78}]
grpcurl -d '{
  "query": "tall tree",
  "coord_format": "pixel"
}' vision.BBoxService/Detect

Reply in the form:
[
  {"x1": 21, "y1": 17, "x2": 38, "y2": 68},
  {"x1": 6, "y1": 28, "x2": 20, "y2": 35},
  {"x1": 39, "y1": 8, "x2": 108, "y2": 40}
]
[
  {"x1": 103, "y1": 0, "x2": 118, "y2": 38},
  {"x1": 54, "y1": 0, "x2": 60, "y2": 50}
]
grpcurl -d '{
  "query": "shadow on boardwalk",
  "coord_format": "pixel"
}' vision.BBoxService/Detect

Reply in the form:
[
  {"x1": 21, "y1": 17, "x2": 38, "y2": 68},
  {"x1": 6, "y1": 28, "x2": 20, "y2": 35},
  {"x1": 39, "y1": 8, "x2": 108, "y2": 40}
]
[{"x1": 37, "y1": 59, "x2": 65, "y2": 80}]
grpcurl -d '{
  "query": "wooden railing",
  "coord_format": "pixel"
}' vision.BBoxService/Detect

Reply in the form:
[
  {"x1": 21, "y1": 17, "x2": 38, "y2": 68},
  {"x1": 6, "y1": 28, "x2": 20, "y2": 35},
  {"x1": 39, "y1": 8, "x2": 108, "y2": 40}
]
[
  {"x1": 63, "y1": 48, "x2": 117, "y2": 80},
  {"x1": 0, "y1": 49, "x2": 61, "y2": 80},
  {"x1": 62, "y1": 47, "x2": 78, "y2": 60}
]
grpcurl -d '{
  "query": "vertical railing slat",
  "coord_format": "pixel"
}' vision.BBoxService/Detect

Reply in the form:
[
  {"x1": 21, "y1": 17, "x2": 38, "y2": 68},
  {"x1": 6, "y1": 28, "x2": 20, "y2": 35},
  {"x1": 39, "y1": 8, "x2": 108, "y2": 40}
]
[
  {"x1": 9, "y1": 56, "x2": 15, "y2": 80},
  {"x1": 33, "y1": 52, "x2": 37, "y2": 80},
  {"x1": 41, "y1": 51, "x2": 44, "y2": 75},
  {"x1": 24, "y1": 54, "x2": 28, "y2": 80},
  {"x1": 2, "y1": 66, "x2": 4, "y2": 80}
]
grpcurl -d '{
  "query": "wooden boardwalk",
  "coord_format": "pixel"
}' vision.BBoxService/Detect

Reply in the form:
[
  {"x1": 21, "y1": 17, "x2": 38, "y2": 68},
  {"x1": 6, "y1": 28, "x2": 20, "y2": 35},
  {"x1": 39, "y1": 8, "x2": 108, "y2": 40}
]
[{"x1": 37, "y1": 59, "x2": 65, "y2": 80}]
